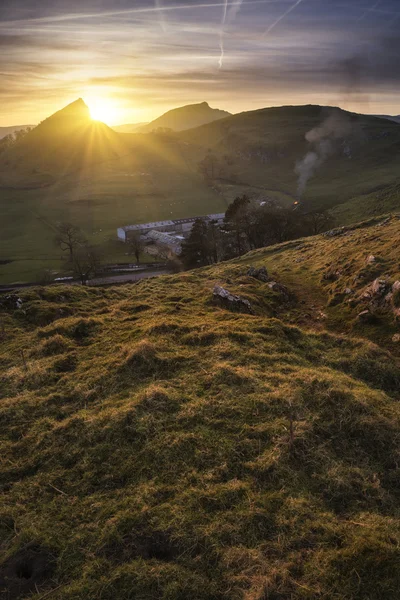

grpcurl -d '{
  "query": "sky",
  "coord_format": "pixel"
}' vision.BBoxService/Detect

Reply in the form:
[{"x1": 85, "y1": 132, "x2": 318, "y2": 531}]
[{"x1": 0, "y1": 0, "x2": 399, "y2": 125}]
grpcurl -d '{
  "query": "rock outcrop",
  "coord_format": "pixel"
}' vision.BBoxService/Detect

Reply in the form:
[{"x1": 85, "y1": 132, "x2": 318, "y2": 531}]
[
  {"x1": 213, "y1": 285, "x2": 254, "y2": 314},
  {"x1": 247, "y1": 266, "x2": 269, "y2": 282}
]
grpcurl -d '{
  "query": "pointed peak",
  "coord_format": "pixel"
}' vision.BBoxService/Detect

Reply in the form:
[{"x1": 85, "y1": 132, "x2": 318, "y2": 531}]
[{"x1": 48, "y1": 98, "x2": 90, "y2": 122}]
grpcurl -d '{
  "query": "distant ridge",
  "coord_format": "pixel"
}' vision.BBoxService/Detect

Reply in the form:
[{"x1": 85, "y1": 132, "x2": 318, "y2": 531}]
[
  {"x1": 139, "y1": 101, "x2": 231, "y2": 133},
  {"x1": 375, "y1": 114, "x2": 400, "y2": 125},
  {"x1": 0, "y1": 125, "x2": 35, "y2": 139},
  {"x1": 112, "y1": 122, "x2": 149, "y2": 133}
]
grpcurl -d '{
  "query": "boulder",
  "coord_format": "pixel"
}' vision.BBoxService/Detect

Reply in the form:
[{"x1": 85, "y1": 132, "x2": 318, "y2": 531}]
[
  {"x1": 366, "y1": 255, "x2": 376, "y2": 264},
  {"x1": 392, "y1": 281, "x2": 400, "y2": 293},
  {"x1": 267, "y1": 281, "x2": 291, "y2": 302},
  {"x1": 0, "y1": 294, "x2": 23, "y2": 310},
  {"x1": 212, "y1": 285, "x2": 254, "y2": 314},
  {"x1": 392, "y1": 333, "x2": 400, "y2": 343},
  {"x1": 323, "y1": 268, "x2": 341, "y2": 282},
  {"x1": 323, "y1": 227, "x2": 345, "y2": 238},
  {"x1": 371, "y1": 278, "x2": 390, "y2": 298},
  {"x1": 247, "y1": 265, "x2": 269, "y2": 282}
]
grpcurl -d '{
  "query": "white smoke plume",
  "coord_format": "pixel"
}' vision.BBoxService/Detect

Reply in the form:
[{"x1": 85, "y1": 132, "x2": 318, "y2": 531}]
[{"x1": 295, "y1": 111, "x2": 352, "y2": 197}]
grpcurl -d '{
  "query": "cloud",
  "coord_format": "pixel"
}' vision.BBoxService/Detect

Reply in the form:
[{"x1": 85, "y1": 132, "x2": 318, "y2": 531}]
[{"x1": 1, "y1": 0, "x2": 400, "y2": 124}]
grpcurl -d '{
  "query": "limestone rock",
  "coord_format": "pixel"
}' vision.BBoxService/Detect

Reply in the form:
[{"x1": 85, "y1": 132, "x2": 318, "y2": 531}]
[
  {"x1": 0, "y1": 294, "x2": 23, "y2": 310},
  {"x1": 267, "y1": 281, "x2": 291, "y2": 301},
  {"x1": 392, "y1": 281, "x2": 400, "y2": 292},
  {"x1": 213, "y1": 285, "x2": 254, "y2": 314},
  {"x1": 323, "y1": 227, "x2": 345, "y2": 238},
  {"x1": 371, "y1": 278, "x2": 390, "y2": 298},
  {"x1": 247, "y1": 265, "x2": 269, "y2": 282}
]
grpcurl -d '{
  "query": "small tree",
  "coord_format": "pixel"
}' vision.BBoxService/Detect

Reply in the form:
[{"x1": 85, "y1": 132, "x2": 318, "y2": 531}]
[
  {"x1": 223, "y1": 195, "x2": 252, "y2": 256},
  {"x1": 71, "y1": 245, "x2": 101, "y2": 285},
  {"x1": 181, "y1": 218, "x2": 221, "y2": 269},
  {"x1": 54, "y1": 222, "x2": 86, "y2": 260},
  {"x1": 198, "y1": 150, "x2": 220, "y2": 180},
  {"x1": 305, "y1": 210, "x2": 334, "y2": 235},
  {"x1": 127, "y1": 232, "x2": 144, "y2": 264}
]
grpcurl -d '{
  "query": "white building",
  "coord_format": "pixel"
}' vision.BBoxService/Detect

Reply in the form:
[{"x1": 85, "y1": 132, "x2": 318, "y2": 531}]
[
  {"x1": 144, "y1": 230, "x2": 183, "y2": 255},
  {"x1": 117, "y1": 213, "x2": 225, "y2": 242}
]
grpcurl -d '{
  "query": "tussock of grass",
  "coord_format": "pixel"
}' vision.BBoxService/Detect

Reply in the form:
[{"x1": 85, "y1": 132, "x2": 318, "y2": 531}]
[
  {"x1": 36, "y1": 334, "x2": 72, "y2": 356},
  {"x1": 2, "y1": 219, "x2": 400, "y2": 598}
]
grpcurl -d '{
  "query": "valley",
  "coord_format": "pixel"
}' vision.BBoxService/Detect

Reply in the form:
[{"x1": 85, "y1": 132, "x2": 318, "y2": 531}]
[{"x1": 1, "y1": 101, "x2": 400, "y2": 284}]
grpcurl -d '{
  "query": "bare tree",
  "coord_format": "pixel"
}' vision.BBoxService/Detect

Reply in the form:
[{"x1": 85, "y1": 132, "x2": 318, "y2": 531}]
[
  {"x1": 54, "y1": 222, "x2": 86, "y2": 260},
  {"x1": 71, "y1": 245, "x2": 101, "y2": 285},
  {"x1": 306, "y1": 210, "x2": 334, "y2": 235},
  {"x1": 127, "y1": 233, "x2": 144, "y2": 264},
  {"x1": 198, "y1": 150, "x2": 220, "y2": 180}
]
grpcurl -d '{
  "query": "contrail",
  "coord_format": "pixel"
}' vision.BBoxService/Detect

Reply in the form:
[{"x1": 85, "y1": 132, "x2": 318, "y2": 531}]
[
  {"x1": 218, "y1": 0, "x2": 229, "y2": 69},
  {"x1": 357, "y1": 0, "x2": 381, "y2": 22},
  {"x1": 227, "y1": 0, "x2": 244, "y2": 23},
  {"x1": 218, "y1": 0, "x2": 245, "y2": 68},
  {"x1": 155, "y1": 0, "x2": 167, "y2": 32},
  {"x1": 0, "y1": 0, "x2": 272, "y2": 27},
  {"x1": 263, "y1": 0, "x2": 304, "y2": 36}
]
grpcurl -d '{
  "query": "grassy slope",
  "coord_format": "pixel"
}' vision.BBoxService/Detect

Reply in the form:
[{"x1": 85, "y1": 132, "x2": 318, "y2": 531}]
[
  {"x1": 1, "y1": 218, "x2": 400, "y2": 599},
  {"x1": 331, "y1": 182, "x2": 400, "y2": 225},
  {"x1": 179, "y1": 105, "x2": 400, "y2": 210}
]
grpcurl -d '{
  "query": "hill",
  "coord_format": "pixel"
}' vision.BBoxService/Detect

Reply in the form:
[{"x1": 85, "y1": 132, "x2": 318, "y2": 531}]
[
  {"x1": 1, "y1": 101, "x2": 400, "y2": 284},
  {"x1": 331, "y1": 181, "x2": 400, "y2": 225},
  {"x1": 139, "y1": 101, "x2": 231, "y2": 132},
  {"x1": 1, "y1": 216, "x2": 400, "y2": 599},
  {"x1": 179, "y1": 104, "x2": 400, "y2": 211},
  {"x1": 0, "y1": 125, "x2": 35, "y2": 140},
  {"x1": 112, "y1": 122, "x2": 149, "y2": 133},
  {"x1": 0, "y1": 99, "x2": 125, "y2": 187},
  {"x1": 375, "y1": 115, "x2": 400, "y2": 125}
]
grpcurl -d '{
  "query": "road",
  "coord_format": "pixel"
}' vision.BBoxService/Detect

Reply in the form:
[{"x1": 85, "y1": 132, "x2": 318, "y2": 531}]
[{"x1": 88, "y1": 268, "x2": 172, "y2": 285}]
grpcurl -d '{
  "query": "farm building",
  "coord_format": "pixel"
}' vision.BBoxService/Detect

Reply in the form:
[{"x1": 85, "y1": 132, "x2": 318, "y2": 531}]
[
  {"x1": 144, "y1": 230, "x2": 183, "y2": 255},
  {"x1": 117, "y1": 213, "x2": 225, "y2": 242}
]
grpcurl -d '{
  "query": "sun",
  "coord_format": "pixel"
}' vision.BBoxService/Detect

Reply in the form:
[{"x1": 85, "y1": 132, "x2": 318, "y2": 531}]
[{"x1": 86, "y1": 97, "x2": 120, "y2": 125}]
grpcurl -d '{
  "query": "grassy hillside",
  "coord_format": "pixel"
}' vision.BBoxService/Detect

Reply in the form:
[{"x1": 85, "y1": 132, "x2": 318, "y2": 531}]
[
  {"x1": 1, "y1": 217, "x2": 400, "y2": 599},
  {"x1": 1, "y1": 102, "x2": 400, "y2": 284},
  {"x1": 331, "y1": 182, "x2": 400, "y2": 225},
  {"x1": 179, "y1": 105, "x2": 400, "y2": 210}
]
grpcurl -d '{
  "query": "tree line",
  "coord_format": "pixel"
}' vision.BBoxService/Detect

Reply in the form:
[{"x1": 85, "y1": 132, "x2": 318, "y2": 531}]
[{"x1": 180, "y1": 195, "x2": 332, "y2": 269}]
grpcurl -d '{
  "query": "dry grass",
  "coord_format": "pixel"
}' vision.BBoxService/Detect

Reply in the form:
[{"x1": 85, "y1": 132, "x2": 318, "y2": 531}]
[{"x1": 1, "y1": 219, "x2": 400, "y2": 599}]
